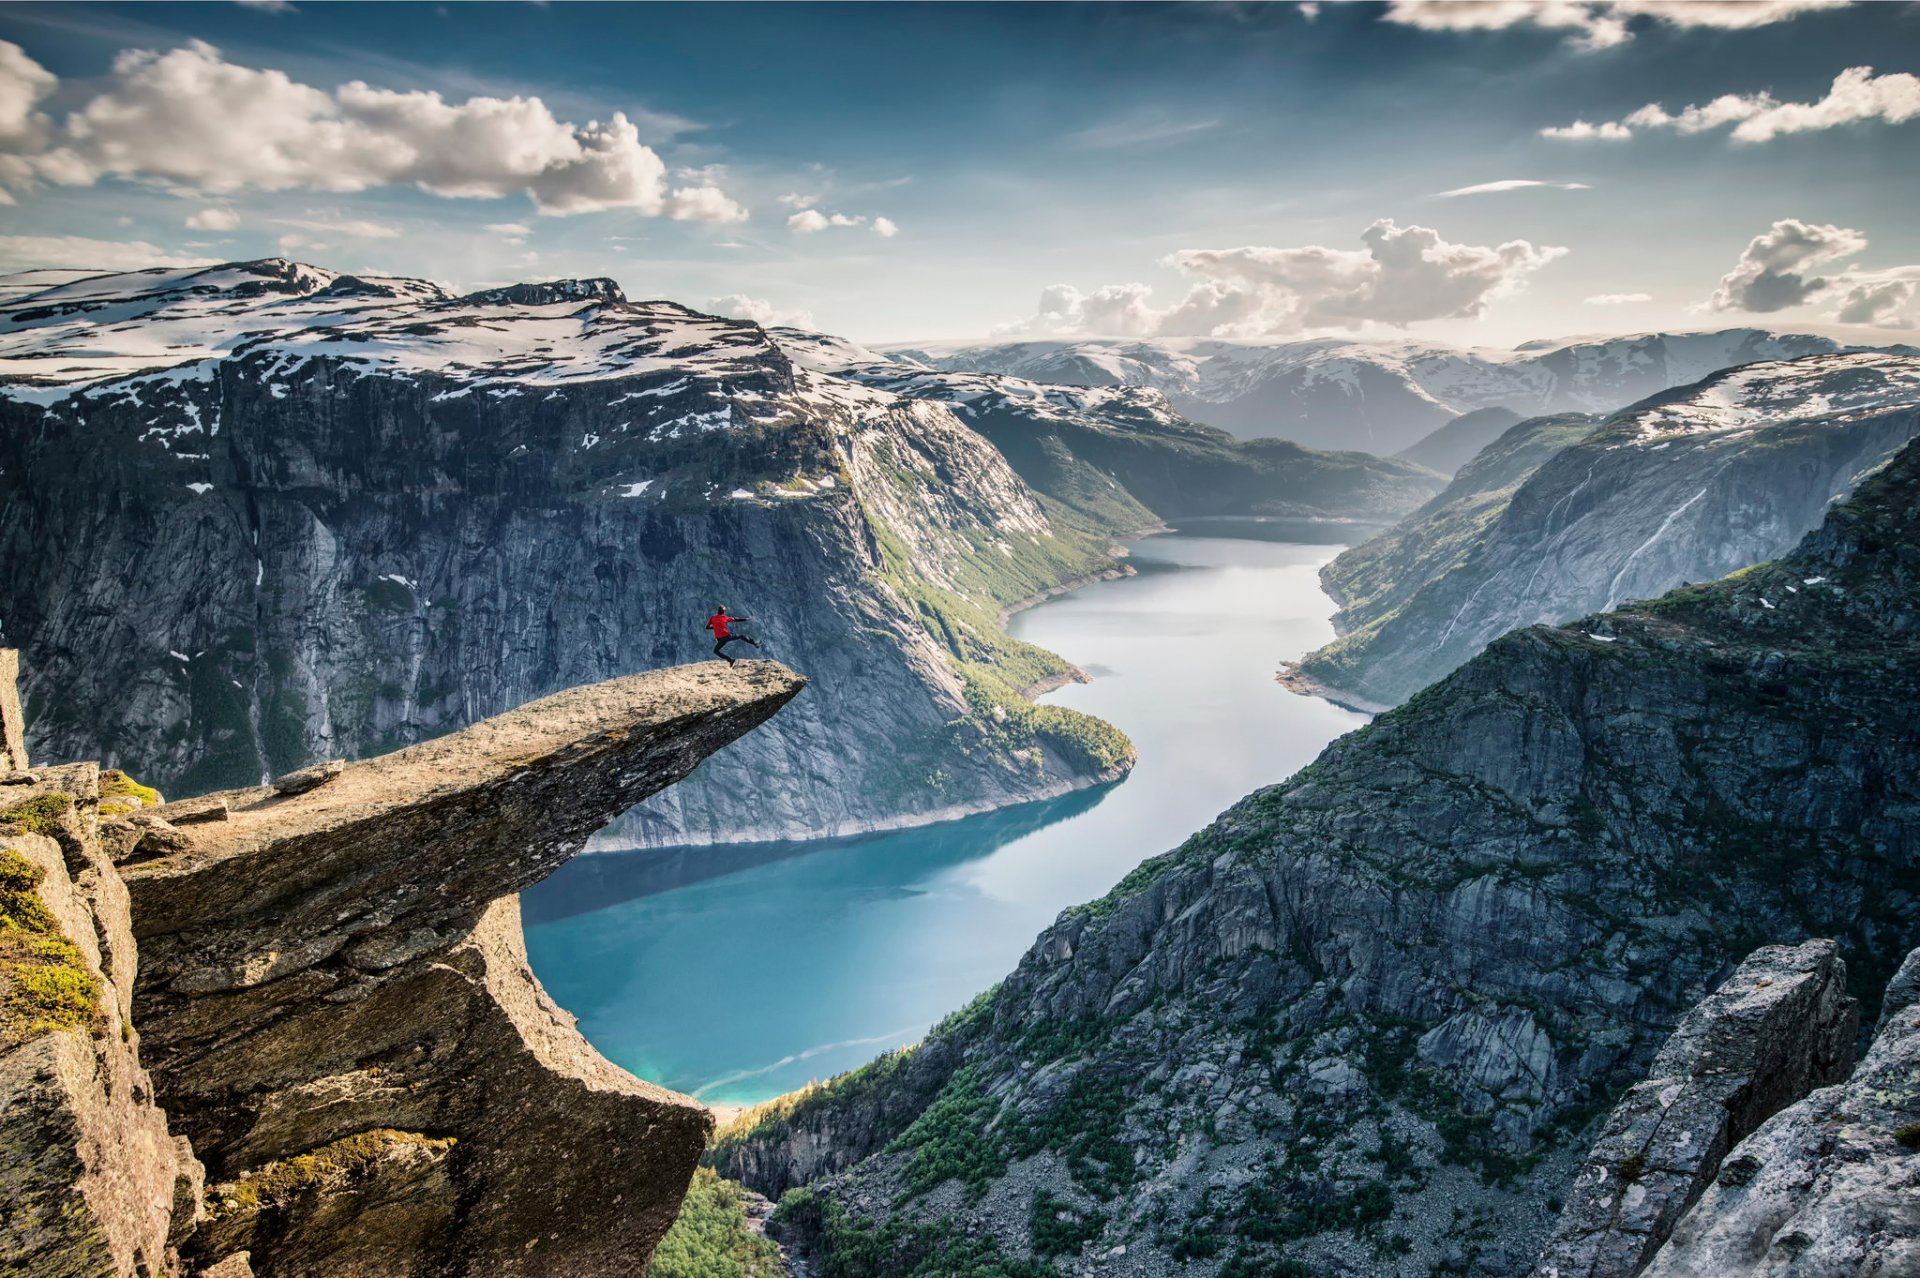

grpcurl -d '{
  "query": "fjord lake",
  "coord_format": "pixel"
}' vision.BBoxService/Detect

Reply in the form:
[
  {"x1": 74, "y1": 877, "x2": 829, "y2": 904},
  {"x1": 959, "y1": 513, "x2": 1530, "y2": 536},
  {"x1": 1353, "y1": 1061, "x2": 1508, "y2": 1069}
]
[{"x1": 523, "y1": 533, "x2": 1369, "y2": 1108}]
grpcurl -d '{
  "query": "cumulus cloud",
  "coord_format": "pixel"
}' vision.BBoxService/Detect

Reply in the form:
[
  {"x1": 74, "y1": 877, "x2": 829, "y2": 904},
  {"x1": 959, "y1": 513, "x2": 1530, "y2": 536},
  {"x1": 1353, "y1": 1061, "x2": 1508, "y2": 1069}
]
[
  {"x1": 666, "y1": 184, "x2": 748, "y2": 222},
  {"x1": 1006, "y1": 220, "x2": 1565, "y2": 338},
  {"x1": 185, "y1": 206, "x2": 240, "y2": 231},
  {"x1": 1435, "y1": 178, "x2": 1592, "y2": 197},
  {"x1": 1585, "y1": 291, "x2": 1652, "y2": 304},
  {"x1": 1544, "y1": 66, "x2": 1920, "y2": 142},
  {"x1": 1385, "y1": 1, "x2": 1849, "y2": 51},
  {"x1": 0, "y1": 234, "x2": 217, "y2": 272},
  {"x1": 0, "y1": 39, "x2": 746, "y2": 220},
  {"x1": 1834, "y1": 277, "x2": 1916, "y2": 326},
  {"x1": 787, "y1": 207, "x2": 896, "y2": 236},
  {"x1": 707, "y1": 293, "x2": 816, "y2": 329},
  {"x1": 1709, "y1": 218, "x2": 1867, "y2": 312}
]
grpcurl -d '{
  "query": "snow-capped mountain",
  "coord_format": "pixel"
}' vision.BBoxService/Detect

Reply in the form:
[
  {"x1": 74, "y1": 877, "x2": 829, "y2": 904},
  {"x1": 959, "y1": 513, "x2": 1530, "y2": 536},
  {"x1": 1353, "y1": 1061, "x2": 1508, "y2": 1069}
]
[
  {"x1": 1, "y1": 259, "x2": 1147, "y2": 848},
  {"x1": 774, "y1": 326, "x2": 1444, "y2": 528},
  {"x1": 1292, "y1": 350, "x2": 1920, "y2": 706},
  {"x1": 890, "y1": 329, "x2": 1917, "y2": 455}
]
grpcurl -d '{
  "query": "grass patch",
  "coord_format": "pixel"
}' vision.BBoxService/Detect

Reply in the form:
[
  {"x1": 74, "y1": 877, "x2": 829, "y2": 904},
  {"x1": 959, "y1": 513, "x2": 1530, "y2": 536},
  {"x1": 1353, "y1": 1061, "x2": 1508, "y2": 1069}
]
[
  {"x1": 98, "y1": 769, "x2": 161, "y2": 806},
  {"x1": 647, "y1": 1167, "x2": 785, "y2": 1278},
  {"x1": 207, "y1": 1129, "x2": 456, "y2": 1221},
  {"x1": 772, "y1": 1187, "x2": 1052, "y2": 1278},
  {"x1": 0, "y1": 793, "x2": 73, "y2": 836},
  {"x1": 0, "y1": 849, "x2": 101, "y2": 1045}
]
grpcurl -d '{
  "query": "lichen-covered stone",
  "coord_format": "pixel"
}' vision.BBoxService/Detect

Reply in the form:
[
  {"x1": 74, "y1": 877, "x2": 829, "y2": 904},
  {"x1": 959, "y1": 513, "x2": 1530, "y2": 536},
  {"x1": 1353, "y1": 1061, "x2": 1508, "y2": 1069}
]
[
  {"x1": 124, "y1": 660, "x2": 807, "y2": 1277},
  {"x1": 1532, "y1": 939, "x2": 1858, "y2": 1278}
]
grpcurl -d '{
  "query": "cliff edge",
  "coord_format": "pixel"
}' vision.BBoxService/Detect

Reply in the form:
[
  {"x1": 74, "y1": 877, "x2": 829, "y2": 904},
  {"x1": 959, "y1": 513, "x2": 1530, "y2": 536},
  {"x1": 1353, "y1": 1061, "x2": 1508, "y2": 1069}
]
[{"x1": 2, "y1": 656, "x2": 806, "y2": 1278}]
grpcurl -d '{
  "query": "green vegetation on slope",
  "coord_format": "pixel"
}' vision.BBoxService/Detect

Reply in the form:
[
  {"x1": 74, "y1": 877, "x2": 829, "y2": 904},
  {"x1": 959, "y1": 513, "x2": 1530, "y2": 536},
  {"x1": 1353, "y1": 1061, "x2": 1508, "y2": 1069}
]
[
  {"x1": 648, "y1": 1167, "x2": 786, "y2": 1278},
  {"x1": 861, "y1": 508, "x2": 1134, "y2": 799}
]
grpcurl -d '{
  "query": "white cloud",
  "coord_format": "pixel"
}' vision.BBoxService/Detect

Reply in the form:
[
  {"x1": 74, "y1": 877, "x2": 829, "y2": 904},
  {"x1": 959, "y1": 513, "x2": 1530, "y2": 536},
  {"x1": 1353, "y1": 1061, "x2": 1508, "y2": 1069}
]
[
  {"x1": 1544, "y1": 66, "x2": 1920, "y2": 142},
  {"x1": 484, "y1": 221, "x2": 533, "y2": 235},
  {"x1": 1834, "y1": 277, "x2": 1915, "y2": 326},
  {"x1": 872, "y1": 216, "x2": 899, "y2": 238},
  {"x1": 1435, "y1": 178, "x2": 1592, "y2": 197},
  {"x1": 275, "y1": 215, "x2": 402, "y2": 238},
  {"x1": 1539, "y1": 119, "x2": 1634, "y2": 141},
  {"x1": 0, "y1": 234, "x2": 216, "y2": 272},
  {"x1": 666, "y1": 184, "x2": 748, "y2": 222},
  {"x1": 185, "y1": 206, "x2": 240, "y2": 231},
  {"x1": 777, "y1": 191, "x2": 818, "y2": 208},
  {"x1": 707, "y1": 293, "x2": 816, "y2": 329},
  {"x1": 277, "y1": 232, "x2": 327, "y2": 255},
  {"x1": 0, "y1": 39, "x2": 745, "y2": 220},
  {"x1": 1298, "y1": 2, "x2": 1321, "y2": 18},
  {"x1": 1584, "y1": 291, "x2": 1652, "y2": 304},
  {"x1": 788, "y1": 207, "x2": 865, "y2": 233},
  {"x1": 1384, "y1": 1, "x2": 1849, "y2": 51},
  {"x1": 1709, "y1": 218, "x2": 1868, "y2": 312},
  {"x1": 1007, "y1": 220, "x2": 1565, "y2": 338}
]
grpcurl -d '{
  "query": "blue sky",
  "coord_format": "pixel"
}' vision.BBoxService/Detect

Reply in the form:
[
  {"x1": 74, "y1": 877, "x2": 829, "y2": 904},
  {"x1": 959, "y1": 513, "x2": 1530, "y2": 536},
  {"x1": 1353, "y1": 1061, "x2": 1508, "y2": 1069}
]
[{"x1": 1, "y1": 1, "x2": 1917, "y2": 344}]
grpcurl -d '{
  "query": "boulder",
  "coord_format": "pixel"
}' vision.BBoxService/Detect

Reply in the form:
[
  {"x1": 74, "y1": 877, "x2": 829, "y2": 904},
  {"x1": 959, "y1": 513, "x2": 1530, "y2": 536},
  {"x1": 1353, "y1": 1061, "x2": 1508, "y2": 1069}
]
[{"x1": 1532, "y1": 939, "x2": 1858, "y2": 1278}]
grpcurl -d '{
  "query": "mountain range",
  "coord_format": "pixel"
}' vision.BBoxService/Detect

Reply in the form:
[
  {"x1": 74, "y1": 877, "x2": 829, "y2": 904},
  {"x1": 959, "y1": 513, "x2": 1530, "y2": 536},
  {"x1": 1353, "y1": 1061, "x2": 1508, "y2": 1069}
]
[
  {"x1": 0, "y1": 259, "x2": 1430, "y2": 847},
  {"x1": 894, "y1": 329, "x2": 1915, "y2": 455}
]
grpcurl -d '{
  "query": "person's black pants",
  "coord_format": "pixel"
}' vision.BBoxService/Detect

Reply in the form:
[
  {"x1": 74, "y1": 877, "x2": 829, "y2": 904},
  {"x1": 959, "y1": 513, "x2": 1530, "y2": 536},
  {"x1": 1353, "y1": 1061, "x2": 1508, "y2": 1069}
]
[{"x1": 714, "y1": 636, "x2": 757, "y2": 660}]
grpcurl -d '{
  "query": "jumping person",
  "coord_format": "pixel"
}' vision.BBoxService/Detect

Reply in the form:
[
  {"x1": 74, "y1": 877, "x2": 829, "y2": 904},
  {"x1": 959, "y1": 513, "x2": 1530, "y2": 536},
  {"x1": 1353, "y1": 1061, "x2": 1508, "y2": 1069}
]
[{"x1": 705, "y1": 605, "x2": 762, "y2": 664}]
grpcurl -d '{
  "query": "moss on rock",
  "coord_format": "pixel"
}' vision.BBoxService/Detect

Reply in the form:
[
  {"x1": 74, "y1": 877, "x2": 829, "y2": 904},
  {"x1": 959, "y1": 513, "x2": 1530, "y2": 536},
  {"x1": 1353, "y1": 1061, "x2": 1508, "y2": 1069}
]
[{"x1": 0, "y1": 848, "x2": 102, "y2": 1044}]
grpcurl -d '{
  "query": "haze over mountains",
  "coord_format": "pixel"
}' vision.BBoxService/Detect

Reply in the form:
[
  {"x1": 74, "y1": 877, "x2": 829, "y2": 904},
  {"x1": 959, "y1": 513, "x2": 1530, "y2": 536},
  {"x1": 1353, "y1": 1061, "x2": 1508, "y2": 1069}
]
[{"x1": 895, "y1": 330, "x2": 1915, "y2": 455}]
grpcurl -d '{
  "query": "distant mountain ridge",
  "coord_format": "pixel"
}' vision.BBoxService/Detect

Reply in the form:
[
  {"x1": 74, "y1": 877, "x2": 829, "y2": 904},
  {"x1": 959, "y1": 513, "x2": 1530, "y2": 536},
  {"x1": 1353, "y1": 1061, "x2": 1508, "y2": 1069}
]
[
  {"x1": 891, "y1": 329, "x2": 1917, "y2": 453},
  {"x1": 775, "y1": 327, "x2": 1443, "y2": 531}
]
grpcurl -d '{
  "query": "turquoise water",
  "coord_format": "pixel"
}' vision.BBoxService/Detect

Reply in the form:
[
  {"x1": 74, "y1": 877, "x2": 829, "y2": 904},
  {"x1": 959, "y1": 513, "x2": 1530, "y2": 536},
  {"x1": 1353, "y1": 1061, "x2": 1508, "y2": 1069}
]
[{"x1": 523, "y1": 534, "x2": 1367, "y2": 1107}]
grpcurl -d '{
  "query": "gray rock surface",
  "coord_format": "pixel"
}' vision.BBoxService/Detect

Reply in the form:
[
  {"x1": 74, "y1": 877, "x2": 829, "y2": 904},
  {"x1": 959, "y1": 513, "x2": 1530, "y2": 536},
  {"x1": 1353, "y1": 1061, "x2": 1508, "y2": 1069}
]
[
  {"x1": 1532, "y1": 940, "x2": 1858, "y2": 1278},
  {"x1": 724, "y1": 439, "x2": 1920, "y2": 1277},
  {"x1": 1638, "y1": 945, "x2": 1920, "y2": 1277},
  {"x1": 122, "y1": 660, "x2": 805, "y2": 1277},
  {"x1": 0, "y1": 648, "x2": 25, "y2": 773},
  {"x1": 1296, "y1": 352, "x2": 1920, "y2": 706}
]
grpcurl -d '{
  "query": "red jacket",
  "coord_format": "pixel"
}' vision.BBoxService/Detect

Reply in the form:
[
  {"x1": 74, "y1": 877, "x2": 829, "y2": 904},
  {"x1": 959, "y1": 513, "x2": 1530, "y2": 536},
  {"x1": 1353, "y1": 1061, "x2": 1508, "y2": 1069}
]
[{"x1": 706, "y1": 613, "x2": 734, "y2": 639}]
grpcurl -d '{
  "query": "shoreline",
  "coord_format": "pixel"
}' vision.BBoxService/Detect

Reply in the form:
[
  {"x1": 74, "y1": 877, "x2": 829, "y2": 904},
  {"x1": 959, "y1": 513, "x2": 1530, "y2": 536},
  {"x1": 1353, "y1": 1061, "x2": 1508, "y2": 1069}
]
[{"x1": 1273, "y1": 660, "x2": 1394, "y2": 716}]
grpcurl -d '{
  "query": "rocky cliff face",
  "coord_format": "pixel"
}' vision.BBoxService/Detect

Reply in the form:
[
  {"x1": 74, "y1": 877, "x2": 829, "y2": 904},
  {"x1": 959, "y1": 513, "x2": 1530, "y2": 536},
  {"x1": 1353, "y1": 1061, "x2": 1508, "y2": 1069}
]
[
  {"x1": 0, "y1": 259, "x2": 1138, "y2": 849},
  {"x1": 1531, "y1": 940, "x2": 1857, "y2": 1278},
  {"x1": 1295, "y1": 351, "x2": 1920, "y2": 707},
  {"x1": 890, "y1": 329, "x2": 1908, "y2": 451},
  {"x1": 717, "y1": 437, "x2": 1920, "y2": 1278},
  {"x1": 1, "y1": 652, "x2": 806, "y2": 1277},
  {"x1": 1634, "y1": 946, "x2": 1920, "y2": 1277}
]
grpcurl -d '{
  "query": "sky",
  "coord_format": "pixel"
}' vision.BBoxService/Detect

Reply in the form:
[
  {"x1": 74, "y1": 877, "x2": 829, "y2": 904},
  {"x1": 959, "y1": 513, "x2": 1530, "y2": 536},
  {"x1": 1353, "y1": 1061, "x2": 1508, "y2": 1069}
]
[{"x1": 0, "y1": 0, "x2": 1917, "y2": 347}]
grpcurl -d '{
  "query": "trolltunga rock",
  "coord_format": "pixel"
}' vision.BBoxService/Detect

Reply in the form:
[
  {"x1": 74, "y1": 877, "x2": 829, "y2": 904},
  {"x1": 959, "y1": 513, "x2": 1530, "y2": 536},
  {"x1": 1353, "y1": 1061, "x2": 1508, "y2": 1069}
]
[{"x1": 121, "y1": 659, "x2": 807, "y2": 1278}]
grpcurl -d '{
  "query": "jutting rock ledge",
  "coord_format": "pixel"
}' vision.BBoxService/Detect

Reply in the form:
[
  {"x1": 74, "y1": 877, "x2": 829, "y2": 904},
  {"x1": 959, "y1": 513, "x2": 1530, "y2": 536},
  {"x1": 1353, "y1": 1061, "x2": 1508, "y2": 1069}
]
[{"x1": 1, "y1": 656, "x2": 807, "y2": 1278}]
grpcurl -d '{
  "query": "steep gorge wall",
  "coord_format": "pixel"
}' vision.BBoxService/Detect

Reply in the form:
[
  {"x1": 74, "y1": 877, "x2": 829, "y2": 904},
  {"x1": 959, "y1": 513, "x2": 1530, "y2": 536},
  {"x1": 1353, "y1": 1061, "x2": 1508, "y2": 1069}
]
[
  {"x1": 723, "y1": 438, "x2": 1920, "y2": 1278},
  {"x1": 0, "y1": 341, "x2": 1124, "y2": 849}
]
